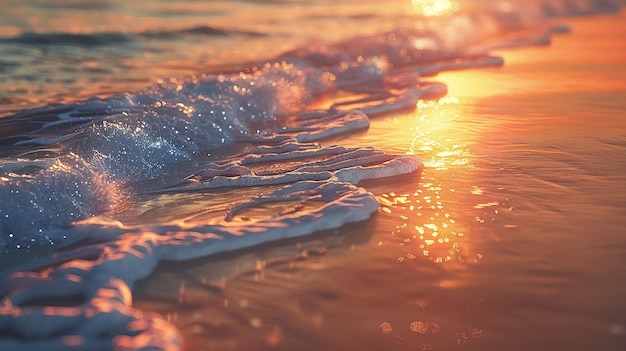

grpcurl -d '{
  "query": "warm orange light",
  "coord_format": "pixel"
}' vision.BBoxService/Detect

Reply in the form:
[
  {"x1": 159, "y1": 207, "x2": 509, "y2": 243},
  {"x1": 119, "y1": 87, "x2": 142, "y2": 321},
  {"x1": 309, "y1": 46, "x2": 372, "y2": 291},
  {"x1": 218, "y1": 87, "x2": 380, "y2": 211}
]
[{"x1": 411, "y1": 0, "x2": 460, "y2": 17}]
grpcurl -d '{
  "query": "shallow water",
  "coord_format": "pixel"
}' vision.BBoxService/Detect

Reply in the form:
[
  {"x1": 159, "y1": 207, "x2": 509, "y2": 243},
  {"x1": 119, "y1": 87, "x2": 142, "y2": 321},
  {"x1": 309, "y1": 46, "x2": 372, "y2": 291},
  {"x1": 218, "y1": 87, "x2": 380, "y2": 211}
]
[{"x1": 1, "y1": 1, "x2": 625, "y2": 350}]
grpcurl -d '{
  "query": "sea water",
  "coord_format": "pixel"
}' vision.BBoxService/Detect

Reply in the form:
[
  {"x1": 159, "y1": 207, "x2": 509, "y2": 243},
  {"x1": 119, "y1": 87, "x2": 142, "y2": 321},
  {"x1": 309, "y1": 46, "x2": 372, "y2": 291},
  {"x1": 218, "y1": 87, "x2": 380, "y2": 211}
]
[{"x1": 1, "y1": 1, "x2": 625, "y2": 350}]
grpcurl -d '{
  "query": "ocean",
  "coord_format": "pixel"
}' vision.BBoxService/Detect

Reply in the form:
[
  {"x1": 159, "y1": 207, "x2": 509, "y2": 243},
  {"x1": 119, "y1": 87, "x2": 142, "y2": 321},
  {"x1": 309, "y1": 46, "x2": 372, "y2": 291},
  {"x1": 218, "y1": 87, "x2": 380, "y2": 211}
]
[{"x1": 1, "y1": 0, "x2": 625, "y2": 350}]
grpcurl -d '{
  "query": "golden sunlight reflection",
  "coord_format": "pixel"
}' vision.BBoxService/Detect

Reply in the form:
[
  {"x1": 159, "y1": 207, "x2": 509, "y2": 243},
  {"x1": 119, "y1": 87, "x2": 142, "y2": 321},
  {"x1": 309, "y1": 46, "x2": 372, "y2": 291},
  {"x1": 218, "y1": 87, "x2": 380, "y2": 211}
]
[
  {"x1": 377, "y1": 183, "x2": 481, "y2": 266},
  {"x1": 366, "y1": 95, "x2": 515, "y2": 270},
  {"x1": 411, "y1": 0, "x2": 460, "y2": 17},
  {"x1": 409, "y1": 97, "x2": 470, "y2": 170}
]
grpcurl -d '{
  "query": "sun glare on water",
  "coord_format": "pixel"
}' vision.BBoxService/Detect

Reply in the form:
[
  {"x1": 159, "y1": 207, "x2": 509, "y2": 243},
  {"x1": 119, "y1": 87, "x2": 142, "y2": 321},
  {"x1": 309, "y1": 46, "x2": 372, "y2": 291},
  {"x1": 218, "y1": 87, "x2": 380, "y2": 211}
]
[{"x1": 411, "y1": 0, "x2": 460, "y2": 16}]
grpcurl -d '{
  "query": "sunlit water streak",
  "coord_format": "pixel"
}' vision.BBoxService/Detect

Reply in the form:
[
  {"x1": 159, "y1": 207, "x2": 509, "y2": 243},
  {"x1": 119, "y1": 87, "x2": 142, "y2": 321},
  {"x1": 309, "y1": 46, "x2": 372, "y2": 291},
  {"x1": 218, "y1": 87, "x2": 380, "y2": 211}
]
[{"x1": 1, "y1": 1, "x2": 625, "y2": 350}]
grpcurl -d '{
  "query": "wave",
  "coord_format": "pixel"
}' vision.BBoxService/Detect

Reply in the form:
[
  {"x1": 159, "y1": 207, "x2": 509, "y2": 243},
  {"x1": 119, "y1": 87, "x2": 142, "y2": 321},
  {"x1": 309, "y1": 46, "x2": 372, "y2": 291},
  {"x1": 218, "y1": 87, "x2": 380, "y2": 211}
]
[
  {"x1": 1, "y1": 32, "x2": 134, "y2": 46},
  {"x1": 3, "y1": 0, "x2": 619, "y2": 48},
  {"x1": 0, "y1": 25, "x2": 492, "y2": 351},
  {"x1": 0, "y1": 25, "x2": 265, "y2": 47},
  {"x1": 0, "y1": 1, "x2": 622, "y2": 350},
  {"x1": 1, "y1": 24, "x2": 472, "y2": 251}
]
